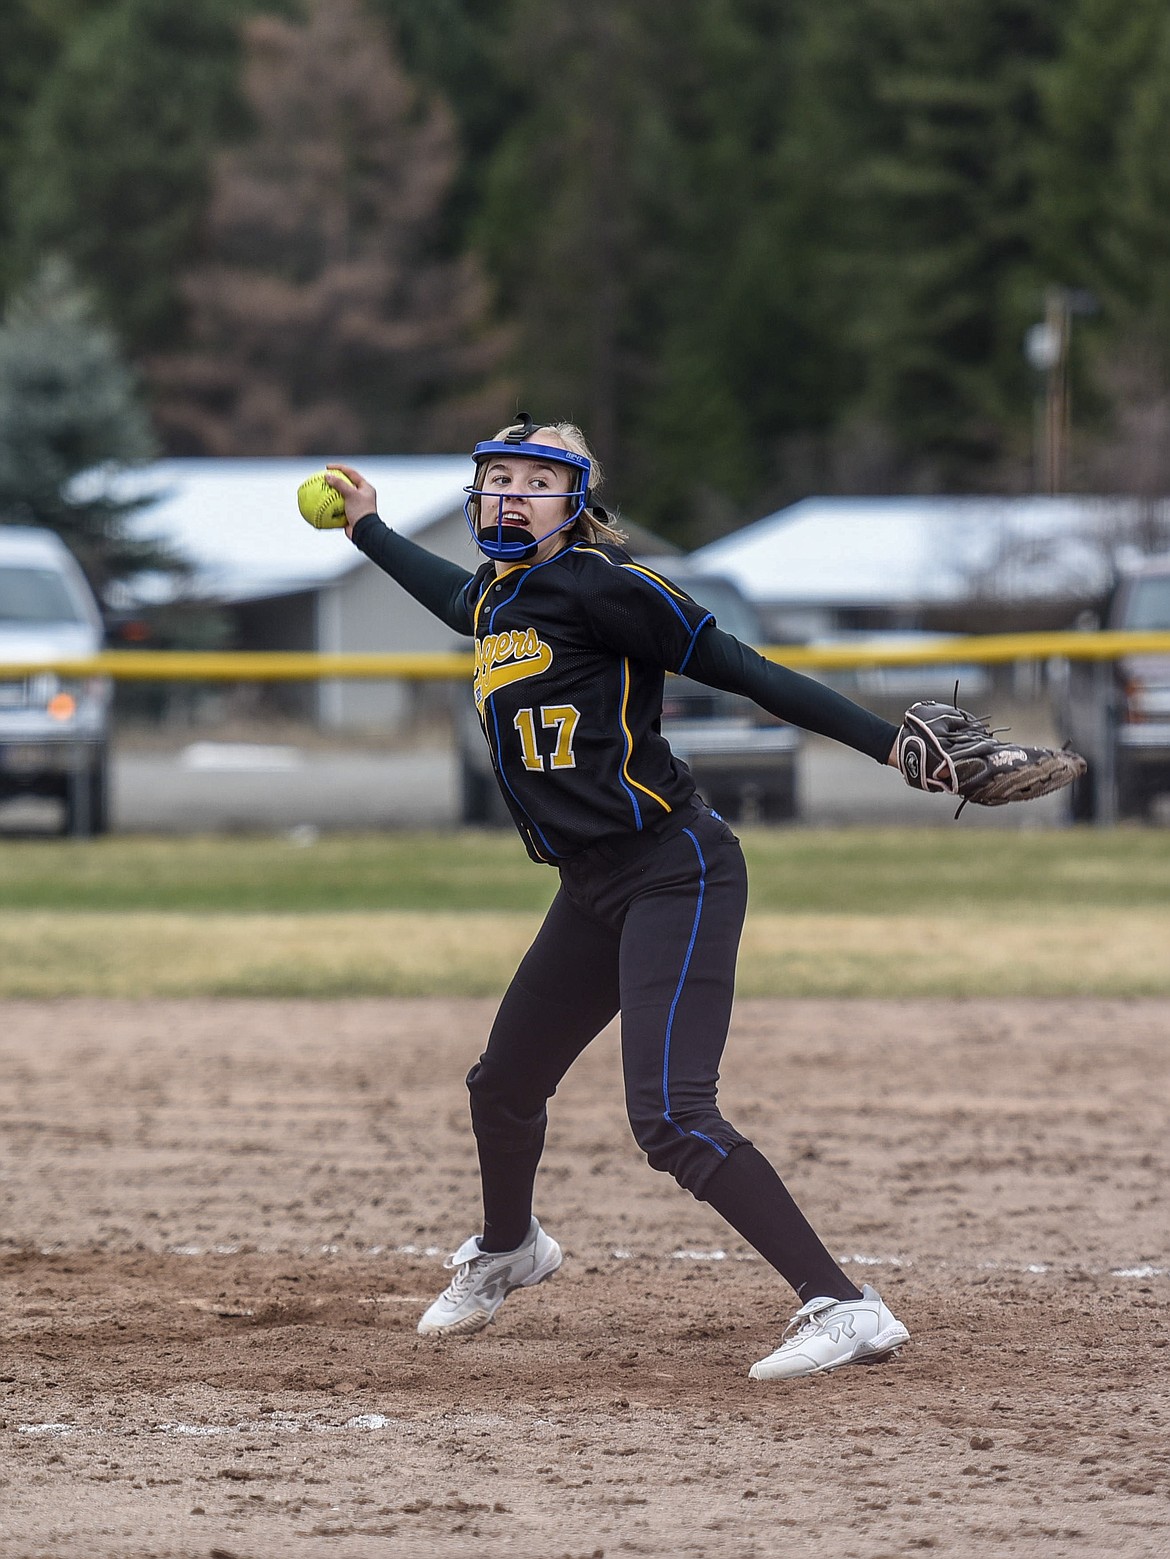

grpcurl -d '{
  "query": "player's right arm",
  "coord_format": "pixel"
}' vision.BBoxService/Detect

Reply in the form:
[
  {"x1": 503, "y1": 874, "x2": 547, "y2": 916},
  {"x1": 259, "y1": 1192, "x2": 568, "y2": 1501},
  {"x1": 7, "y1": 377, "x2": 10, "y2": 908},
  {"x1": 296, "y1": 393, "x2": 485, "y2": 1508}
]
[{"x1": 325, "y1": 466, "x2": 476, "y2": 635}]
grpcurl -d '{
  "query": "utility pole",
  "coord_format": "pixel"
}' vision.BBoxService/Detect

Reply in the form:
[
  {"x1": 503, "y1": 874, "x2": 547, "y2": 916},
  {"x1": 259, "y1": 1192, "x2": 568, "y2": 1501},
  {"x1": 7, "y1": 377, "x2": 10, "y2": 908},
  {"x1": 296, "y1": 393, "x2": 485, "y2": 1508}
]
[
  {"x1": 1024, "y1": 287, "x2": 1098, "y2": 494},
  {"x1": 1041, "y1": 287, "x2": 1070, "y2": 494}
]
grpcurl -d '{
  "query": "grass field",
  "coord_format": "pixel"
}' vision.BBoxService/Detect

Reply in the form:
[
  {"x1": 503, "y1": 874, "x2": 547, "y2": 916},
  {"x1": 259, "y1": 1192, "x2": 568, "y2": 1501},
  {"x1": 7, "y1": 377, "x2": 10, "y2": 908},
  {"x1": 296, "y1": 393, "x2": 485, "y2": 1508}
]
[{"x1": 1, "y1": 826, "x2": 1167, "y2": 997}]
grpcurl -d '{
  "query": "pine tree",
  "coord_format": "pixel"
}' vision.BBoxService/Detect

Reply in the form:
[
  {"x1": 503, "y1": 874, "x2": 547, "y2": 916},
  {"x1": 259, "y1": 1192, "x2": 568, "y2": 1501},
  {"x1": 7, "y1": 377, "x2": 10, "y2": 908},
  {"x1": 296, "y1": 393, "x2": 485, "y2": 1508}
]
[
  {"x1": 369, "y1": 0, "x2": 513, "y2": 239},
  {"x1": 475, "y1": 2, "x2": 671, "y2": 465},
  {"x1": 1033, "y1": 0, "x2": 1164, "y2": 305},
  {"x1": 471, "y1": 0, "x2": 1069, "y2": 528},
  {"x1": 0, "y1": 258, "x2": 169, "y2": 600},
  {"x1": 829, "y1": 0, "x2": 1065, "y2": 487},
  {"x1": 636, "y1": 0, "x2": 865, "y2": 532},
  {"x1": 472, "y1": 0, "x2": 765, "y2": 528},
  {"x1": 1104, "y1": 8, "x2": 1170, "y2": 336},
  {"x1": 0, "y1": 0, "x2": 59, "y2": 301},
  {"x1": 147, "y1": 0, "x2": 504, "y2": 456},
  {"x1": 11, "y1": 0, "x2": 255, "y2": 352},
  {"x1": 1035, "y1": 0, "x2": 1170, "y2": 494}
]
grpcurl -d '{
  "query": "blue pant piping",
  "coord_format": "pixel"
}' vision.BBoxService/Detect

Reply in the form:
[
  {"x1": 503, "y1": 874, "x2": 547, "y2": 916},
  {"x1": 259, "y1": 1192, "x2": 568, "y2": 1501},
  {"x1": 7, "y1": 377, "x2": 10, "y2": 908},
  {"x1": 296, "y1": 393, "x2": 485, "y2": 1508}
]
[{"x1": 661, "y1": 827, "x2": 728, "y2": 1159}]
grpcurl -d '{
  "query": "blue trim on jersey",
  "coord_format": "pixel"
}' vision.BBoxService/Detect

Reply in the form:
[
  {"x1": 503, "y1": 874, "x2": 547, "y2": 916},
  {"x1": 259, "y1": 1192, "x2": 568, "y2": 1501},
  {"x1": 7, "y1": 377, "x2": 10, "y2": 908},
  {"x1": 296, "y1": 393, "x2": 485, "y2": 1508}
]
[
  {"x1": 621, "y1": 567, "x2": 702, "y2": 639},
  {"x1": 661, "y1": 828, "x2": 729, "y2": 1160},
  {"x1": 675, "y1": 611, "x2": 714, "y2": 675},
  {"x1": 485, "y1": 547, "x2": 565, "y2": 629},
  {"x1": 485, "y1": 694, "x2": 556, "y2": 862},
  {"x1": 479, "y1": 550, "x2": 570, "y2": 862},
  {"x1": 570, "y1": 546, "x2": 712, "y2": 673},
  {"x1": 616, "y1": 659, "x2": 644, "y2": 831}
]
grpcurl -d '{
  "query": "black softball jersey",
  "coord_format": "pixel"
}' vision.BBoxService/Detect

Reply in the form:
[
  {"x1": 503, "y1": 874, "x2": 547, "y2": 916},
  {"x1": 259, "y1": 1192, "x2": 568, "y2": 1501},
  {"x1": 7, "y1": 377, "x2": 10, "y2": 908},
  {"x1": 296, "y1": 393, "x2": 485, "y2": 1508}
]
[{"x1": 352, "y1": 517, "x2": 897, "y2": 862}]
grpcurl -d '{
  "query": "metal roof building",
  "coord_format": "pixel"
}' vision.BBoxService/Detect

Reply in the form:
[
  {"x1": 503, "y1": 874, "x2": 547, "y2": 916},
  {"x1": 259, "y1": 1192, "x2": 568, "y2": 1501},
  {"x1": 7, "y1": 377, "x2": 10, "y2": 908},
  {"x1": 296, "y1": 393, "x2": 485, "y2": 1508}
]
[
  {"x1": 110, "y1": 457, "x2": 473, "y2": 728},
  {"x1": 116, "y1": 456, "x2": 470, "y2": 603},
  {"x1": 690, "y1": 495, "x2": 1162, "y2": 639}
]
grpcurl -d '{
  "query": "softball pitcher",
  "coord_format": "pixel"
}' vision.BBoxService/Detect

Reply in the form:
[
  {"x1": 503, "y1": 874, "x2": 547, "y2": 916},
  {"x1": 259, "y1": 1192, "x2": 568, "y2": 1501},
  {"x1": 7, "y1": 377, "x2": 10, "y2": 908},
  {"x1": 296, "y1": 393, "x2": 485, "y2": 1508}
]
[{"x1": 321, "y1": 414, "x2": 1081, "y2": 1382}]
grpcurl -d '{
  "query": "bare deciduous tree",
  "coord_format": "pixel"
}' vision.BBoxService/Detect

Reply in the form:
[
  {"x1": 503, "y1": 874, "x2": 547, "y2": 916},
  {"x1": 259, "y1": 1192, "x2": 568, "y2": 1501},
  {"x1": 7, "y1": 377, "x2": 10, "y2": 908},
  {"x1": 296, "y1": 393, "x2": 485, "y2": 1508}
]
[{"x1": 147, "y1": 0, "x2": 506, "y2": 457}]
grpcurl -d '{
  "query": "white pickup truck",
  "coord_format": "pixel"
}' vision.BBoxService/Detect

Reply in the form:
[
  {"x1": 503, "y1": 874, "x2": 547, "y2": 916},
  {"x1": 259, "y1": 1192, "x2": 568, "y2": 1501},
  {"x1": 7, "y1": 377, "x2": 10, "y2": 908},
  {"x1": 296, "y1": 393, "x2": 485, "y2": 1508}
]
[
  {"x1": 0, "y1": 526, "x2": 111, "y2": 834},
  {"x1": 1054, "y1": 555, "x2": 1170, "y2": 821}
]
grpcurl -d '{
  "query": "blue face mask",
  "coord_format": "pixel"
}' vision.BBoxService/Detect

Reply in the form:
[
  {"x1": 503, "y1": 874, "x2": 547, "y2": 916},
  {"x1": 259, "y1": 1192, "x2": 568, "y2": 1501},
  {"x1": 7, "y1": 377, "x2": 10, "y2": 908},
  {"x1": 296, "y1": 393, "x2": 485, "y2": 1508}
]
[{"x1": 463, "y1": 425, "x2": 592, "y2": 561}]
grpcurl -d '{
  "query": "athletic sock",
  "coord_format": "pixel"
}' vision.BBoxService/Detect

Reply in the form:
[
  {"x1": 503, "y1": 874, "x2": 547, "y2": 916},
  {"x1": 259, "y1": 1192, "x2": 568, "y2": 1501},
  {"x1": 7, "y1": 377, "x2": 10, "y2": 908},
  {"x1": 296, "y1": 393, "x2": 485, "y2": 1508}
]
[
  {"x1": 476, "y1": 1138, "x2": 544, "y2": 1253},
  {"x1": 702, "y1": 1143, "x2": 863, "y2": 1304}
]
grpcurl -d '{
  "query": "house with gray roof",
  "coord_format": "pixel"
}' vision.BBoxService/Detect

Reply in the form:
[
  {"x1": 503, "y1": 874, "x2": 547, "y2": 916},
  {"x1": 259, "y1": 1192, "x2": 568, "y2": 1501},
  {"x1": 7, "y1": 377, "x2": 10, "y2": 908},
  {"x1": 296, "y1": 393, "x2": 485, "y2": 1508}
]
[{"x1": 690, "y1": 495, "x2": 1167, "y2": 641}]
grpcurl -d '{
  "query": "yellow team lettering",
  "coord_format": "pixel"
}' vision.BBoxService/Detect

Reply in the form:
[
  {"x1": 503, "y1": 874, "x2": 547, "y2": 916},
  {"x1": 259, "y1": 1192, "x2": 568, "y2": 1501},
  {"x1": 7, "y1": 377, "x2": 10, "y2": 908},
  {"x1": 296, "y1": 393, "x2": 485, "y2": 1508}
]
[{"x1": 474, "y1": 627, "x2": 554, "y2": 708}]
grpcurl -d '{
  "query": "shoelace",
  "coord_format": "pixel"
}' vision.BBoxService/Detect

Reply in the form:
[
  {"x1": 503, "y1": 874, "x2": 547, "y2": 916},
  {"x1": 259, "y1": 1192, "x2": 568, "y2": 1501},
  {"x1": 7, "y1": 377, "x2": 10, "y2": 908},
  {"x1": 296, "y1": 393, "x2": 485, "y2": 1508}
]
[
  {"x1": 441, "y1": 1253, "x2": 488, "y2": 1300},
  {"x1": 775, "y1": 1296, "x2": 839, "y2": 1348}
]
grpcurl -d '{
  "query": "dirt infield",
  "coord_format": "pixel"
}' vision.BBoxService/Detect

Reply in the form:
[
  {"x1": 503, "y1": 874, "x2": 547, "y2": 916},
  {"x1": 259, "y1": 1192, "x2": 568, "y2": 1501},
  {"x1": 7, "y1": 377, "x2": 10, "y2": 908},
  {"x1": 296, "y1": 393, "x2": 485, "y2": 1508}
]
[{"x1": 2, "y1": 997, "x2": 1168, "y2": 1558}]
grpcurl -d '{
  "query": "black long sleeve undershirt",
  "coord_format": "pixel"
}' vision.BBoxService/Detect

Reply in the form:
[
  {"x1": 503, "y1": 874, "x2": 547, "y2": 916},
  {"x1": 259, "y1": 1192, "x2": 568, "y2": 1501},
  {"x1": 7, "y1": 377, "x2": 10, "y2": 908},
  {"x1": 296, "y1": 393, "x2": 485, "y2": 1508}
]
[
  {"x1": 687, "y1": 624, "x2": 897, "y2": 764},
  {"x1": 350, "y1": 515, "x2": 897, "y2": 763},
  {"x1": 351, "y1": 513, "x2": 474, "y2": 633}
]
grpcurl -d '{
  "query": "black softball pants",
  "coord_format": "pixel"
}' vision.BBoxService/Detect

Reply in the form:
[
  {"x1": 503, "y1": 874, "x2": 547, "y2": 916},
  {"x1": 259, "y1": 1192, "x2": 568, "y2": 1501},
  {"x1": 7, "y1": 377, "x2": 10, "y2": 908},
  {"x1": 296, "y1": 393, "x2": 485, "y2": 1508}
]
[{"x1": 465, "y1": 803, "x2": 861, "y2": 1303}]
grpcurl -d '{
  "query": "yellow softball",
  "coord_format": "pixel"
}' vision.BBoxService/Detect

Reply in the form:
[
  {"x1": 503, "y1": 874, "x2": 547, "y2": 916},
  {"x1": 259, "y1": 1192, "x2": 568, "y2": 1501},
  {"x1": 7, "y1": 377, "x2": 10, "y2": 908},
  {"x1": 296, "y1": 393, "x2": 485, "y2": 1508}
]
[{"x1": 296, "y1": 468, "x2": 354, "y2": 529}]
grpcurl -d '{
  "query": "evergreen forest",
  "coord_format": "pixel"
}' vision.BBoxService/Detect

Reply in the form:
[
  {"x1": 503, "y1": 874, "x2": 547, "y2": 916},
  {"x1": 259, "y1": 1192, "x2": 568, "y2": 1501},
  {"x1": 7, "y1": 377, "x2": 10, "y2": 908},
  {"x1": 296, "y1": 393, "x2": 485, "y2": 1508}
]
[{"x1": 3, "y1": 0, "x2": 1170, "y2": 547}]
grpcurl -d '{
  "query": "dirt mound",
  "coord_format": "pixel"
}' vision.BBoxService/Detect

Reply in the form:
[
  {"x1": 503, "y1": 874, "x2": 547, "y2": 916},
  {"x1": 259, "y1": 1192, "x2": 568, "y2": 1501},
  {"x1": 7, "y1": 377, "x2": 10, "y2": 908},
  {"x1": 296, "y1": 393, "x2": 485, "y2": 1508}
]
[{"x1": 2, "y1": 997, "x2": 1168, "y2": 1556}]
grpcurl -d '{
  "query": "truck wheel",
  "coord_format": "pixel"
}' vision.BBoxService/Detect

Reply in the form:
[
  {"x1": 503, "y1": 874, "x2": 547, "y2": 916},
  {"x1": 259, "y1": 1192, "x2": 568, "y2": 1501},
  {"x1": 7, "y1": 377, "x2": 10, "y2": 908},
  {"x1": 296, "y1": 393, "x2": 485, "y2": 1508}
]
[
  {"x1": 1115, "y1": 759, "x2": 1149, "y2": 821},
  {"x1": 703, "y1": 787, "x2": 742, "y2": 823},
  {"x1": 459, "y1": 756, "x2": 492, "y2": 824},
  {"x1": 705, "y1": 773, "x2": 798, "y2": 824},
  {"x1": 460, "y1": 756, "x2": 511, "y2": 827},
  {"x1": 1066, "y1": 768, "x2": 1097, "y2": 824},
  {"x1": 758, "y1": 768, "x2": 798, "y2": 823},
  {"x1": 89, "y1": 753, "x2": 110, "y2": 835},
  {"x1": 63, "y1": 752, "x2": 109, "y2": 837}
]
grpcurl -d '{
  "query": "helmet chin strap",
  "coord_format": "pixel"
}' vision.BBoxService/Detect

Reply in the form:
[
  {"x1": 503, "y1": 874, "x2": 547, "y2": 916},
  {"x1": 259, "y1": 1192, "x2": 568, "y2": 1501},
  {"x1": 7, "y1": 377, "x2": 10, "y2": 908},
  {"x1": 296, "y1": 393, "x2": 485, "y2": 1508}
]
[
  {"x1": 475, "y1": 519, "x2": 539, "y2": 562},
  {"x1": 474, "y1": 494, "x2": 586, "y2": 561}
]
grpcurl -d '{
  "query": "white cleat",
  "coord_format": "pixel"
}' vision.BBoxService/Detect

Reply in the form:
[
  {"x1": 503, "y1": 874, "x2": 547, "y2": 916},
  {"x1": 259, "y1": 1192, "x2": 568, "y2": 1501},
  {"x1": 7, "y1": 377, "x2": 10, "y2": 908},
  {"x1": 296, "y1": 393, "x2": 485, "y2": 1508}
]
[
  {"x1": 749, "y1": 1284, "x2": 910, "y2": 1382},
  {"x1": 417, "y1": 1218, "x2": 563, "y2": 1337}
]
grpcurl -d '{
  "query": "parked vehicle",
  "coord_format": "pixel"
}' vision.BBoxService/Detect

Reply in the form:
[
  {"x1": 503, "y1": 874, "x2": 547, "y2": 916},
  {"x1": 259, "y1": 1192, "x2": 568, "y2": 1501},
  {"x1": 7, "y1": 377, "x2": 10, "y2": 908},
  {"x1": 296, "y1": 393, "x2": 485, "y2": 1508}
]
[
  {"x1": 1054, "y1": 555, "x2": 1170, "y2": 821},
  {"x1": 0, "y1": 527, "x2": 111, "y2": 834},
  {"x1": 457, "y1": 560, "x2": 800, "y2": 826}
]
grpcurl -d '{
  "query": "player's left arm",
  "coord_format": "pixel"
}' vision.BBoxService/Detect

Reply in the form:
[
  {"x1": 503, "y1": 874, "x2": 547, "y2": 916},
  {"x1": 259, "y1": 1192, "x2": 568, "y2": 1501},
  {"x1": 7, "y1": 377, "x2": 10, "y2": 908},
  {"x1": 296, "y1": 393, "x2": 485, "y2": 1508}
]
[
  {"x1": 686, "y1": 624, "x2": 898, "y2": 764},
  {"x1": 691, "y1": 627, "x2": 1089, "y2": 806}
]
